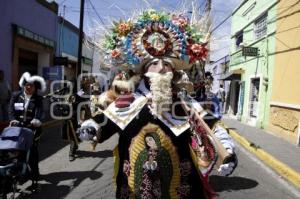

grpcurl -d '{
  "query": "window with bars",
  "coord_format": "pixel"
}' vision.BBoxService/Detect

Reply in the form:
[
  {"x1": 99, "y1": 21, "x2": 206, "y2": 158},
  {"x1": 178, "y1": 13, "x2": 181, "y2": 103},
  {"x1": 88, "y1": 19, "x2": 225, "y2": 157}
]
[
  {"x1": 254, "y1": 13, "x2": 268, "y2": 40},
  {"x1": 235, "y1": 31, "x2": 243, "y2": 50}
]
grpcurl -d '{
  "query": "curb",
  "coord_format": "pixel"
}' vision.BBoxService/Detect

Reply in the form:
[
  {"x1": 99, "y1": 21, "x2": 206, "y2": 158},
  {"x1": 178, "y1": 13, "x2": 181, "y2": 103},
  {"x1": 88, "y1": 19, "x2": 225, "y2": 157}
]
[{"x1": 227, "y1": 127, "x2": 300, "y2": 189}]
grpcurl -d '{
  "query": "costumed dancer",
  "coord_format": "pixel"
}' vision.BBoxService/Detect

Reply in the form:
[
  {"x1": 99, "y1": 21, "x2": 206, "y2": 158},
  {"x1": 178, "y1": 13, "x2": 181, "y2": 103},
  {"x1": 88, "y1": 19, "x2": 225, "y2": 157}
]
[
  {"x1": 172, "y1": 70, "x2": 238, "y2": 178},
  {"x1": 61, "y1": 78, "x2": 92, "y2": 161},
  {"x1": 8, "y1": 72, "x2": 46, "y2": 191},
  {"x1": 201, "y1": 72, "x2": 238, "y2": 177},
  {"x1": 201, "y1": 93, "x2": 238, "y2": 177},
  {"x1": 78, "y1": 8, "x2": 220, "y2": 198}
]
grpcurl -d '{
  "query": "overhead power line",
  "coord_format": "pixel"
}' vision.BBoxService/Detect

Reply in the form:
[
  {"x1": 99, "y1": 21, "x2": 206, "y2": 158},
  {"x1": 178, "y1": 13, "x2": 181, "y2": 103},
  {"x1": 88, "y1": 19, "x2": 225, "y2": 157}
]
[
  {"x1": 58, "y1": 0, "x2": 68, "y2": 6},
  {"x1": 210, "y1": 13, "x2": 232, "y2": 34},
  {"x1": 88, "y1": 0, "x2": 106, "y2": 25}
]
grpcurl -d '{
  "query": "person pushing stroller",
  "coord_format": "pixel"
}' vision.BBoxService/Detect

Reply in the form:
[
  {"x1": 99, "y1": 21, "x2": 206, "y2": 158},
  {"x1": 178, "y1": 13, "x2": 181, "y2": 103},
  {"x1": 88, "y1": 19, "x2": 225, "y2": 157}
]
[{"x1": 8, "y1": 72, "x2": 46, "y2": 191}]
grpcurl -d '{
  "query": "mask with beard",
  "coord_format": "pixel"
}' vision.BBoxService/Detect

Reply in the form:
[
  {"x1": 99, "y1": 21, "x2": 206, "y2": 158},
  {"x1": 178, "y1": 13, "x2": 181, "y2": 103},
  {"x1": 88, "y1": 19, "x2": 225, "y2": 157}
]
[{"x1": 144, "y1": 71, "x2": 173, "y2": 116}]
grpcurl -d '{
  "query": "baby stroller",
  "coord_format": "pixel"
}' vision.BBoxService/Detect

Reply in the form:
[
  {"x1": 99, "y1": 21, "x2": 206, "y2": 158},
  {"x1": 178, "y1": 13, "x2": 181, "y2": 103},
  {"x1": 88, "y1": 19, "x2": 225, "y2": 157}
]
[{"x1": 0, "y1": 125, "x2": 34, "y2": 199}]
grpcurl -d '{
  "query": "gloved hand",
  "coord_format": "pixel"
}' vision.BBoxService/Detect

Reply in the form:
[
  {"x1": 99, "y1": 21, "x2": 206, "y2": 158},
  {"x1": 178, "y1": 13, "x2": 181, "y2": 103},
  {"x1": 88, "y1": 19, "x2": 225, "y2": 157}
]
[
  {"x1": 77, "y1": 126, "x2": 97, "y2": 141},
  {"x1": 218, "y1": 162, "x2": 236, "y2": 176},
  {"x1": 217, "y1": 149, "x2": 238, "y2": 176},
  {"x1": 30, "y1": 119, "x2": 42, "y2": 127},
  {"x1": 10, "y1": 120, "x2": 20, "y2": 126}
]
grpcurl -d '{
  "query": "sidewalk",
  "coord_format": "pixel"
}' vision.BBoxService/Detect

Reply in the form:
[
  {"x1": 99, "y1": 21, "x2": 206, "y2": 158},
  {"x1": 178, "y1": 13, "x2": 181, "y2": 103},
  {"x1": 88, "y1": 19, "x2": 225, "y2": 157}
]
[{"x1": 222, "y1": 116, "x2": 300, "y2": 188}]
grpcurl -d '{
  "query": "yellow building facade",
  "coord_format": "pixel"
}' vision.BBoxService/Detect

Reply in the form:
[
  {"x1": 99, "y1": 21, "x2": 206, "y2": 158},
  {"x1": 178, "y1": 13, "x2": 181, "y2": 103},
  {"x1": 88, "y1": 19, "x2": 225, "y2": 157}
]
[{"x1": 269, "y1": 0, "x2": 300, "y2": 145}]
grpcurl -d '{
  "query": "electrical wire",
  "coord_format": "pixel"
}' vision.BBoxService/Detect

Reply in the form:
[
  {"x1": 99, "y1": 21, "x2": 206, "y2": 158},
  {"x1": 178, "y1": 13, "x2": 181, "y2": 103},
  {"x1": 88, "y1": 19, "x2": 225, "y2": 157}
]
[
  {"x1": 210, "y1": 13, "x2": 232, "y2": 34},
  {"x1": 87, "y1": 0, "x2": 106, "y2": 25}
]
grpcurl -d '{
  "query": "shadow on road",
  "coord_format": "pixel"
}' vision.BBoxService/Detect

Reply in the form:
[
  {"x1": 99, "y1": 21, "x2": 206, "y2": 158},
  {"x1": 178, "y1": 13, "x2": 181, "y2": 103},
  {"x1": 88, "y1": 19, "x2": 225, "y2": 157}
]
[
  {"x1": 209, "y1": 175, "x2": 258, "y2": 192},
  {"x1": 16, "y1": 170, "x2": 103, "y2": 199},
  {"x1": 76, "y1": 149, "x2": 113, "y2": 159},
  {"x1": 39, "y1": 123, "x2": 68, "y2": 162},
  {"x1": 42, "y1": 170, "x2": 103, "y2": 186}
]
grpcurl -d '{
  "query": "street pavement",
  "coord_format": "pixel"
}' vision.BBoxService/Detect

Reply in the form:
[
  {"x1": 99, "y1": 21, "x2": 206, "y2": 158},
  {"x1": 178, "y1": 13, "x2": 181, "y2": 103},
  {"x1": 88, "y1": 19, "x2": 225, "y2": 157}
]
[
  {"x1": 210, "y1": 142, "x2": 300, "y2": 199},
  {"x1": 13, "y1": 122, "x2": 116, "y2": 199},
  {"x1": 223, "y1": 116, "x2": 300, "y2": 190},
  {"x1": 223, "y1": 117, "x2": 300, "y2": 174},
  {"x1": 8, "y1": 121, "x2": 300, "y2": 199}
]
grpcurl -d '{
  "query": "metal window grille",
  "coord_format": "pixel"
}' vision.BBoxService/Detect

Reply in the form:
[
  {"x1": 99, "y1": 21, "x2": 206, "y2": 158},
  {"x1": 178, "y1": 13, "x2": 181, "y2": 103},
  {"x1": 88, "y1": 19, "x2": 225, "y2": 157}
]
[{"x1": 254, "y1": 13, "x2": 267, "y2": 40}]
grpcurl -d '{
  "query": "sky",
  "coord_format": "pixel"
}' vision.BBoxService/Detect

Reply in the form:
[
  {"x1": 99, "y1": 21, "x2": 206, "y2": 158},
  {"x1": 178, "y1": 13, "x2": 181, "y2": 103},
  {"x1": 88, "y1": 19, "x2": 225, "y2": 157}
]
[{"x1": 52, "y1": 0, "x2": 241, "y2": 61}]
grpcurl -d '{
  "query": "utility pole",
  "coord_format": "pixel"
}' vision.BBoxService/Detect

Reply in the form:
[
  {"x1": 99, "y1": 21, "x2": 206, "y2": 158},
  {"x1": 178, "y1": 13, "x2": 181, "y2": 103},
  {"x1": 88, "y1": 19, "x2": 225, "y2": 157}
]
[
  {"x1": 206, "y1": 0, "x2": 211, "y2": 13},
  {"x1": 77, "y1": 0, "x2": 85, "y2": 76},
  {"x1": 205, "y1": 0, "x2": 212, "y2": 64}
]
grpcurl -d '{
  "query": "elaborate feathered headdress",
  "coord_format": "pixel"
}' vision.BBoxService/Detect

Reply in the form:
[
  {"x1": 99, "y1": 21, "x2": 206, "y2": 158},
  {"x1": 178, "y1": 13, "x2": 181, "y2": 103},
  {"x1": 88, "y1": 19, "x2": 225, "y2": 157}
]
[
  {"x1": 19, "y1": 72, "x2": 46, "y2": 92},
  {"x1": 96, "y1": 2, "x2": 211, "y2": 73}
]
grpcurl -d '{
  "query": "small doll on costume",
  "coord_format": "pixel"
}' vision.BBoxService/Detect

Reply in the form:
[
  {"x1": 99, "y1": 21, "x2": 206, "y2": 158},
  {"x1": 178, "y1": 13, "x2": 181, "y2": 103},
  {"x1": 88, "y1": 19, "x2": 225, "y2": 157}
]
[
  {"x1": 82, "y1": 71, "x2": 141, "y2": 150},
  {"x1": 89, "y1": 71, "x2": 140, "y2": 117},
  {"x1": 112, "y1": 71, "x2": 140, "y2": 111}
]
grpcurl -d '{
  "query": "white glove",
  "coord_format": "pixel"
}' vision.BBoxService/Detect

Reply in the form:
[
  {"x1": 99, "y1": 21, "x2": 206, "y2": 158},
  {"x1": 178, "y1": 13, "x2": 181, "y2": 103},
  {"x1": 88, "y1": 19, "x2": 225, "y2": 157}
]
[
  {"x1": 217, "y1": 148, "x2": 238, "y2": 176},
  {"x1": 10, "y1": 120, "x2": 20, "y2": 126},
  {"x1": 218, "y1": 162, "x2": 236, "y2": 176},
  {"x1": 30, "y1": 119, "x2": 42, "y2": 127},
  {"x1": 77, "y1": 126, "x2": 96, "y2": 141},
  {"x1": 226, "y1": 148, "x2": 233, "y2": 155}
]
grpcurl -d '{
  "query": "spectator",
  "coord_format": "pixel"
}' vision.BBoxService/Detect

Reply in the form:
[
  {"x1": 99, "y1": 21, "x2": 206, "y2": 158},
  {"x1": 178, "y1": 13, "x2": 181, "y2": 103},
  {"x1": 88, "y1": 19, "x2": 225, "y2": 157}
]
[
  {"x1": 217, "y1": 84, "x2": 226, "y2": 113},
  {"x1": 9, "y1": 72, "x2": 46, "y2": 191},
  {"x1": 0, "y1": 70, "x2": 11, "y2": 121}
]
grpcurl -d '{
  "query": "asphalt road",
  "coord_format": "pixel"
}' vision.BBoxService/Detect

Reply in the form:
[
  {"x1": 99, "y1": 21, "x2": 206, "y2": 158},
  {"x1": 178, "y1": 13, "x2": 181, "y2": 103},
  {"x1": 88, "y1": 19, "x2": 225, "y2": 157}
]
[{"x1": 9, "y1": 123, "x2": 300, "y2": 199}]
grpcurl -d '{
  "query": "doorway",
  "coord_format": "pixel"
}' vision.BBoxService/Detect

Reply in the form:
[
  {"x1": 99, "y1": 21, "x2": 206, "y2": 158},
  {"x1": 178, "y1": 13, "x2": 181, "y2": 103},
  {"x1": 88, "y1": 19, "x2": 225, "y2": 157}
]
[
  {"x1": 18, "y1": 49, "x2": 38, "y2": 79},
  {"x1": 249, "y1": 77, "x2": 260, "y2": 125}
]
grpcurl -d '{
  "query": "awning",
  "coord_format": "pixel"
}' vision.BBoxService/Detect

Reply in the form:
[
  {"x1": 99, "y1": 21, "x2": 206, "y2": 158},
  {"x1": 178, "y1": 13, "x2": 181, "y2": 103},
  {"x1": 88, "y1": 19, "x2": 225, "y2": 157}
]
[{"x1": 220, "y1": 69, "x2": 244, "y2": 81}]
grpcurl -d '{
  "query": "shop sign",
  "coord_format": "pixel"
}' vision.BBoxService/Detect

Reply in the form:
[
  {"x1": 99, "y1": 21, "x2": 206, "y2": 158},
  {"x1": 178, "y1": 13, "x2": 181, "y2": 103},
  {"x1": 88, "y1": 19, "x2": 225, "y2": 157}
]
[
  {"x1": 13, "y1": 24, "x2": 55, "y2": 48},
  {"x1": 43, "y1": 66, "x2": 63, "y2": 80},
  {"x1": 82, "y1": 57, "x2": 93, "y2": 65},
  {"x1": 242, "y1": 47, "x2": 259, "y2": 57}
]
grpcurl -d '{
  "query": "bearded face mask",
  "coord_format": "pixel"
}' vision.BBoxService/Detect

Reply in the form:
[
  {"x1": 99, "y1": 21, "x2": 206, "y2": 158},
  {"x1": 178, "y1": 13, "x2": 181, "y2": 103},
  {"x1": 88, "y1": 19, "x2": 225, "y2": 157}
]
[{"x1": 145, "y1": 71, "x2": 173, "y2": 116}]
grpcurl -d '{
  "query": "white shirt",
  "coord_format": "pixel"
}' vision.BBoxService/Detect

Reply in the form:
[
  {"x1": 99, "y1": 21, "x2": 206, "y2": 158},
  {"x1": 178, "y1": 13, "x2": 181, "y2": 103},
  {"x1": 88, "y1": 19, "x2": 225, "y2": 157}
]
[
  {"x1": 24, "y1": 92, "x2": 32, "y2": 122},
  {"x1": 24, "y1": 93, "x2": 32, "y2": 110}
]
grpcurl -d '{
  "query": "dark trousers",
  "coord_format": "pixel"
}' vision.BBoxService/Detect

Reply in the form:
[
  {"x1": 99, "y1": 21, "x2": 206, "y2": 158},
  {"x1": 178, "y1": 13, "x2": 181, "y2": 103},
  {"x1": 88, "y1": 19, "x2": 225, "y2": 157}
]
[
  {"x1": 62, "y1": 120, "x2": 80, "y2": 156},
  {"x1": 28, "y1": 128, "x2": 42, "y2": 182},
  {"x1": 69, "y1": 140, "x2": 78, "y2": 156},
  {"x1": 29, "y1": 142, "x2": 39, "y2": 181}
]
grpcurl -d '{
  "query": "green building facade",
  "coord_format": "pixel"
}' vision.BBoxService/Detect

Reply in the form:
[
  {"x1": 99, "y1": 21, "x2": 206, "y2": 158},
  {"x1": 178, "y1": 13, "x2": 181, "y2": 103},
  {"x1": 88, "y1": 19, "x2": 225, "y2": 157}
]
[{"x1": 229, "y1": 0, "x2": 278, "y2": 128}]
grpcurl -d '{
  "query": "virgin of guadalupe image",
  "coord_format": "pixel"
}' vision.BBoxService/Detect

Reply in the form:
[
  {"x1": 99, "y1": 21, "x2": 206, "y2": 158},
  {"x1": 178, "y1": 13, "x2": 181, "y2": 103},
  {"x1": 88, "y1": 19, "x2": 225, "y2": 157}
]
[{"x1": 133, "y1": 132, "x2": 173, "y2": 199}]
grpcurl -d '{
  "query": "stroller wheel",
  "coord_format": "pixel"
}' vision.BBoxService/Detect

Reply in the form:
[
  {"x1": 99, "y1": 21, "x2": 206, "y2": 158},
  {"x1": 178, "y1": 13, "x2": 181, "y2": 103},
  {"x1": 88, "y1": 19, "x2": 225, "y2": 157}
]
[{"x1": 28, "y1": 181, "x2": 39, "y2": 193}]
